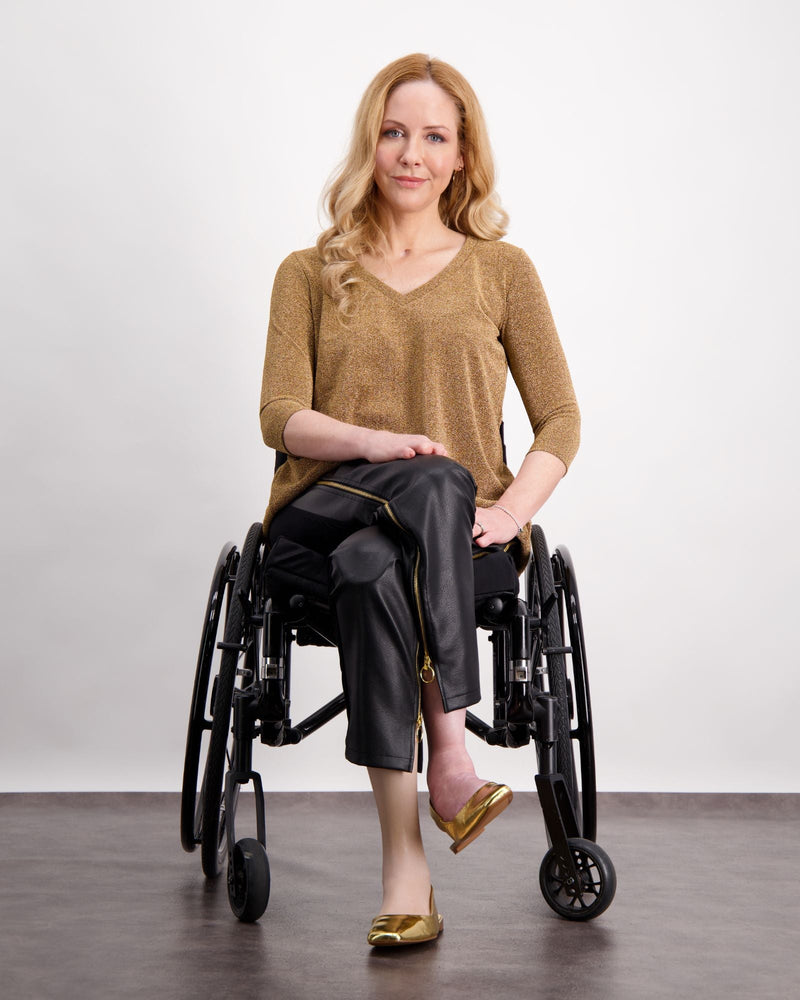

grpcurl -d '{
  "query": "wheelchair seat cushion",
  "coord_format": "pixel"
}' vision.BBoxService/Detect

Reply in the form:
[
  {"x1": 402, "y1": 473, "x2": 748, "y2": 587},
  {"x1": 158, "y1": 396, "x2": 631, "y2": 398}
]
[
  {"x1": 264, "y1": 536, "x2": 331, "y2": 604},
  {"x1": 264, "y1": 536, "x2": 519, "y2": 613},
  {"x1": 472, "y1": 543, "x2": 519, "y2": 603}
]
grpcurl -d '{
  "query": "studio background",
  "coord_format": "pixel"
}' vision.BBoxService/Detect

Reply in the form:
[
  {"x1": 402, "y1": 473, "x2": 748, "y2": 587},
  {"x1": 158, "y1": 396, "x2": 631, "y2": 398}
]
[{"x1": 3, "y1": 0, "x2": 798, "y2": 793}]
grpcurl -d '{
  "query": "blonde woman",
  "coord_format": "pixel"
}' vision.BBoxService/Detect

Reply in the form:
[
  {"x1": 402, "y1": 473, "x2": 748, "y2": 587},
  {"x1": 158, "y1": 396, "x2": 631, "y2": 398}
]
[{"x1": 260, "y1": 53, "x2": 580, "y2": 946}]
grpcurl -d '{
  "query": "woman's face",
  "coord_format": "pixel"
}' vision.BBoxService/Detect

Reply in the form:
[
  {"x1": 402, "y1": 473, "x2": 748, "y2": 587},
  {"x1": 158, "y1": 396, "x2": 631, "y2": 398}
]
[{"x1": 374, "y1": 79, "x2": 463, "y2": 222}]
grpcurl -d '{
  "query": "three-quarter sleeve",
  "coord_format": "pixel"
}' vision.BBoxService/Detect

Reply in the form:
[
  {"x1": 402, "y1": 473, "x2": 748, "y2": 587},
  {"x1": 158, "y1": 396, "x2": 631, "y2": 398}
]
[
  {"x1": 259, "y1": 253, "x2": 317, "y2": 452},
  {"x1": 501, "y1": 248, "x2": 581, "y2": 471}
]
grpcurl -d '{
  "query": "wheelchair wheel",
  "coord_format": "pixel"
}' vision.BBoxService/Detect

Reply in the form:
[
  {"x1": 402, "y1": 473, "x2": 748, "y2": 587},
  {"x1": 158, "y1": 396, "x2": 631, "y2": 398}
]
[
  {"x1": 228, "y1": 837, "x2": 271, "y2": 922},
  {"x1": 180, "y1": 541, "x2": 238, "y2": 853},
  {"x1": 552, "y1": 545, "x2": 597, "y2": 841},
  {"x1": 539, "y1": 837, "x2": 616, "y2": 921},
  {"x1": 530, "y1": 526, "x2": 579, "y2": 811},
  {"x1": 200, "y1": 521, "x2": 264, "y2": 878}
]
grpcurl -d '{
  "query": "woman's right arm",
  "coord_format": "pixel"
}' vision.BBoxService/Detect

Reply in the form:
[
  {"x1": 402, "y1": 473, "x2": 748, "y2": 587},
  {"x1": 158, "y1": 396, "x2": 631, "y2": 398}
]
[
  {"x1": 261, "y1": 255, "x2": 446, "y2": 465},
  {"x1": 284, "y1": 410, "x2": 447, "y2": 463}
]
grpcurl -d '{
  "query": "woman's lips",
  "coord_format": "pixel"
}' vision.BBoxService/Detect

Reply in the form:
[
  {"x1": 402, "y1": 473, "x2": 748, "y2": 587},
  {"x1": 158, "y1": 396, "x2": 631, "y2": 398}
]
[{"x1": 393, "y1": 176, "x2": 426, "y2": 187}]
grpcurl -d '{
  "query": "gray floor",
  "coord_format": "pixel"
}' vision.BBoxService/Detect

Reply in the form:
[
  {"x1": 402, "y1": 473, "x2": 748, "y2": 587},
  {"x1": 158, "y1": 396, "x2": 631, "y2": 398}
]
[{"x1": 1, "y1": 793, "x2": 798, "y2": 1000}]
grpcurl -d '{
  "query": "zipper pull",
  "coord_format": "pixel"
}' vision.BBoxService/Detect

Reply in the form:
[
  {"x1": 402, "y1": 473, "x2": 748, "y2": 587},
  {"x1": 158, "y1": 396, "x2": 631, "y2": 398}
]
[{"x1": 420, "y1": 653, "x2": 435, "y2": 684}]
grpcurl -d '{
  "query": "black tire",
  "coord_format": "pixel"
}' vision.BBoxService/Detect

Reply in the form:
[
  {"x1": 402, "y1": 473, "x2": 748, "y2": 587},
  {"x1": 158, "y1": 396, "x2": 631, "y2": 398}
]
[
  {"x1": 539, "y1": 837, "x2": 616, "y2": 921},
  {"x1": 180, "y1": 541, "x2": 238, "y2": 853},
  {"x1": 228, "y1": 838, "x2": 271, "y2": 923},
  {"x1": 530, "y1": 526, "x2": 579, "y2": 811},
  {"x1": 200, "y1": 522, "x2": 264, "y2": 878},
  {"x1": 553, "y1": 545, "x2": 598, "y2": 842}
]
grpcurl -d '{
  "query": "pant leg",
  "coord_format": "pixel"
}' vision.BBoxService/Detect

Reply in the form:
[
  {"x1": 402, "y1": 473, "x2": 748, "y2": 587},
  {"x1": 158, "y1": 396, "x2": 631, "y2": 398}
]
[
  {"x1": 328, "y1": 526, "x2": 420, "y2": 770},
  {"x1": 268, "y1": 480, "x2": 420, "y2": 770},
  {"x1": 319, "y1": 454, "x2": 481, "y2": 712},
  {"x1": 268, "y1": 454, "x2": 481, "y2": 771}
]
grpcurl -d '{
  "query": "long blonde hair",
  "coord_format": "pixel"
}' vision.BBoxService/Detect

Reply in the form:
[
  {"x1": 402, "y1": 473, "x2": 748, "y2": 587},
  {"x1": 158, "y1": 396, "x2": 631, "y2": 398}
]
[{"x1": 317, "y1": 54, "x2": 509, "y2": 314}]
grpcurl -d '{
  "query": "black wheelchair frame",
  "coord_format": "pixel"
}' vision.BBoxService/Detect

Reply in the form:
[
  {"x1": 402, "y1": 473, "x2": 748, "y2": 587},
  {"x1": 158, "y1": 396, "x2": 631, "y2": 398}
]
[{"x1": 181, "y1": 516, "x2": 616, "y2": 924}]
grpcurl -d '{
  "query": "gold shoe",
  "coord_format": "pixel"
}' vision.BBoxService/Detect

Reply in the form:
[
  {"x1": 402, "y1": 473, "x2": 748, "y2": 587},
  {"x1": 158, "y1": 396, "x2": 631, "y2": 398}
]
[
  {"x1": 367, "y1": 887, "x2": 443, "y2": 947},
  {"x1": 429, "y1": 782, "x2": 513, "y2": 854}
]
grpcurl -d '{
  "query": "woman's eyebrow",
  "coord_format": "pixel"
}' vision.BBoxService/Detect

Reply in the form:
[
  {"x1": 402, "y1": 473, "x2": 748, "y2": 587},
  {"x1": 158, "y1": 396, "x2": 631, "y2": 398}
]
[{"x1": 382, "y1": 119, "x2": 452, "y2": 131}]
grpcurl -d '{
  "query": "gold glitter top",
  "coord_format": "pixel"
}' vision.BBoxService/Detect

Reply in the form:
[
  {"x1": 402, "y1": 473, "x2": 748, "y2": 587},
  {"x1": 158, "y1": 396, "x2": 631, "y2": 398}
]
[{"x1": 259, "y1": 236, "x2": 580, "y2": 569}]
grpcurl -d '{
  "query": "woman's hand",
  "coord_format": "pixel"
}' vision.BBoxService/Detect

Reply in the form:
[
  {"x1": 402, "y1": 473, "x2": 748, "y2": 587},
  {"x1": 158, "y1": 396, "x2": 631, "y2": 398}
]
[
  {"x1": 362, "y1": 431, "x2": 448, "y2": 464},
  {"x1": 472, "y1": 505, "x2": 521, "y2": 547}
]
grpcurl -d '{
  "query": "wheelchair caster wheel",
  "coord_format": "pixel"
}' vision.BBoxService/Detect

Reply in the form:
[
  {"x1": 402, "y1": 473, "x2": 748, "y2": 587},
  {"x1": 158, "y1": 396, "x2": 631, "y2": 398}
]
[
  {"x1": 539, "y1": 837, "x2": 616, "y2": 921},
  {"x1": 227, "y1": 838, "x2": 270, "y2": 922}
]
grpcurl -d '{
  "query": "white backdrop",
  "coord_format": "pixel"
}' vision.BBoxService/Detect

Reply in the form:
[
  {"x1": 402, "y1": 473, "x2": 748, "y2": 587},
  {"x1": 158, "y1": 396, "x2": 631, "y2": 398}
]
[{"x1": 2, "y1": 0, "x2": 798, "y2": 792}]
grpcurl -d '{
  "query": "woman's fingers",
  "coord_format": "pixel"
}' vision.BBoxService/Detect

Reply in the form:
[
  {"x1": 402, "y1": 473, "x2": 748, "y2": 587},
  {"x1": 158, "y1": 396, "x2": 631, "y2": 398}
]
[
  {"x1": 364, "y1": 431, "x2": 449, "y2": 462},
  {"x1": 395, "y1": 435, "x2": 448, "y2": 458}
]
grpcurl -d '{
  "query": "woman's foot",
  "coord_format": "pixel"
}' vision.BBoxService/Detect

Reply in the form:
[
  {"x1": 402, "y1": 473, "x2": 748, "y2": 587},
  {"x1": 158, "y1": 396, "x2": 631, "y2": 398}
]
[
  {"x1": 368, "y1": 887, "x2": 443, "y2": 947},
  {"x1": 429, "y1": 782, "x2": 512, "y2": 853},
  {"x1": 426, "y1": 747, "x2": 489, "y2": 821}
]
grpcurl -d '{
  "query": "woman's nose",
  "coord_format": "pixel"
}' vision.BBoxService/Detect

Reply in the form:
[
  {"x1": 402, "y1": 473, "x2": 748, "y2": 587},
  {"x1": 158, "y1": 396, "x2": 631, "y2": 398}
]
[{"x1": 400, "y1": 138, "x2": 422, "y2": 165}]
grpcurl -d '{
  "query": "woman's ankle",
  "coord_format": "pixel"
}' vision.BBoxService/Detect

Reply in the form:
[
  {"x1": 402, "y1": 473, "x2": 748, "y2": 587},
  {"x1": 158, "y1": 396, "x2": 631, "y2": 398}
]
[
  {"x1": 380, "y1": 856, "x2": 432, "y2": 914},
  {"x1": 427, "y1": 745, "x2": 475, "y2": 788}
]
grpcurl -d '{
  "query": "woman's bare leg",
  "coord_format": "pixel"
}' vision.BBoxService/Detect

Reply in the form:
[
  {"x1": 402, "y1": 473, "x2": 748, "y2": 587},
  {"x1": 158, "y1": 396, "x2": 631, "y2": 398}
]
[
  {"x1": 367, "y1": 757, "x2": 432, "y2": 915},
  {"x1": 423, "y1": 679, "x2": 488, "y2": 821}
]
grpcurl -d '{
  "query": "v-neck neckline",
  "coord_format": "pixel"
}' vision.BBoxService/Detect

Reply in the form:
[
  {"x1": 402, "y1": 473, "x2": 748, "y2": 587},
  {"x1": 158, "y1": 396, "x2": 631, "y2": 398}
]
[{"x1": 355, "y1": 235, "x2": 475, "y2": 303}]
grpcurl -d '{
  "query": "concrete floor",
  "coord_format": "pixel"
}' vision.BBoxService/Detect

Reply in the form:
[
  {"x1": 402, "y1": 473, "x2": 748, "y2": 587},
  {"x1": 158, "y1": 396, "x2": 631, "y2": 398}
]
[{"x1": 1, "y1": 792, "x2": 797, "y2": 1000}]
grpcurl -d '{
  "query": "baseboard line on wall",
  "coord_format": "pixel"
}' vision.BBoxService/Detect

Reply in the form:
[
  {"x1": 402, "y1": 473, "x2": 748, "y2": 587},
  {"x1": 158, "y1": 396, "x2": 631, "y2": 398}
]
[{"x1": 0, "y1": 790, "x2": 798, "y2": 817}]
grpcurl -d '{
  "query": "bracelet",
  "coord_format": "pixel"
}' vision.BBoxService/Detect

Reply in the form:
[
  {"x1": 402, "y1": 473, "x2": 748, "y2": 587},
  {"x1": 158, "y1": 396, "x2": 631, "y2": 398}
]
[{"x1": 492, "y1": 503, "x2": 524, "y2": 535}]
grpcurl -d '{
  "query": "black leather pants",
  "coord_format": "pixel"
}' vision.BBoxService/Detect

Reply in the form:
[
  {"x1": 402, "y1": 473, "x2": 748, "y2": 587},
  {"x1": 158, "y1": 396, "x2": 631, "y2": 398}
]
[{"x1": 268, "y1": 455, "x2": 480, "y2": 772}]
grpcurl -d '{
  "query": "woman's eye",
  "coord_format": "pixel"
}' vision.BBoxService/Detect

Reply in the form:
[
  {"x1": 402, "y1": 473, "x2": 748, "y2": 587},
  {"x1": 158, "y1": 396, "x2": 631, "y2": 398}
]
[
  {"x1": 427, "y1": 133, "x2": 445, "y2": 143},
  {"x1": 382, "y1": 128, "x2": 403, "y2": 138}
]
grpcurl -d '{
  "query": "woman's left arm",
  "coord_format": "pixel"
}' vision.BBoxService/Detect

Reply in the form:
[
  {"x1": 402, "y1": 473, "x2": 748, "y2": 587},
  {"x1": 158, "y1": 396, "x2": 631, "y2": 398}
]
[
  {"x1": 472, "y1": 450, "x2": 565, "y2": 546},
  {"x1": 473, "y1": 248, "x2": 579, "y2": 547}
]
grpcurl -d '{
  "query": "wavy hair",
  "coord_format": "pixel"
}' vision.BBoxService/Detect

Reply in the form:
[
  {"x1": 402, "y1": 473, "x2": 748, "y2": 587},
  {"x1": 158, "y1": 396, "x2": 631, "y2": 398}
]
[{"x1": 317, "y1": 54, "x2": 509, "y2": 314}]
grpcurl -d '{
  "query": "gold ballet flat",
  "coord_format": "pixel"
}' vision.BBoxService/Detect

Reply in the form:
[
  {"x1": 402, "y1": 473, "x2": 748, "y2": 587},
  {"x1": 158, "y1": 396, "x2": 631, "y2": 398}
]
[
  {"x1": 429, "y1": 781, "x2": 513, "y2": 854},
  {"x1": 367, "y1": 887, "x2": 443, "y2": 947}
]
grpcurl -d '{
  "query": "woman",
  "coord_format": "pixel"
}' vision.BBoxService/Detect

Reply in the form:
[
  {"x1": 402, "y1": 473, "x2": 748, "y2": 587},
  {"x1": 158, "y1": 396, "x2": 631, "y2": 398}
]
[{"x1": 259, "y1": 53, "x2": 580, "y2": 946}]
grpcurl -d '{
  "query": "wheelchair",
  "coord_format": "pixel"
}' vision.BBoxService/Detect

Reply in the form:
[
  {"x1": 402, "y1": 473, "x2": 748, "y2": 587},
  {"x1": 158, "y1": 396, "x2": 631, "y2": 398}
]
[{"x1": 180, "y1": 472, "x2": 617, "y2": 925}]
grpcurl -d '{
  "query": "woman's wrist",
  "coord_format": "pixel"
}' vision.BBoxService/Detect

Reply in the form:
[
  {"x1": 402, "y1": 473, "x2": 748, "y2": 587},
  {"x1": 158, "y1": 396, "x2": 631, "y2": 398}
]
[{"x1": 491, "y1": 503, "x2": 524, "y2": 535}]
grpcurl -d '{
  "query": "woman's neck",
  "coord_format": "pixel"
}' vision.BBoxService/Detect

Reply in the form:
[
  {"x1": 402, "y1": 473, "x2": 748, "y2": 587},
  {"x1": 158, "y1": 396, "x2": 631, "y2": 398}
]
[{"x1": 375, "y1": 206, "x2": 456, "y2": 260}]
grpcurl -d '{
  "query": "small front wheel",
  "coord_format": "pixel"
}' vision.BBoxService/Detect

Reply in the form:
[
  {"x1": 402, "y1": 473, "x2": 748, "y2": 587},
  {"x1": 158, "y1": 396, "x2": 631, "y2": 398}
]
[
  {"x1": 539, "y1": 837, "x2": 616, "y2": 921},
  {"x1": 227, "y1": 838, "x2": 271, "y2": 923}
]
